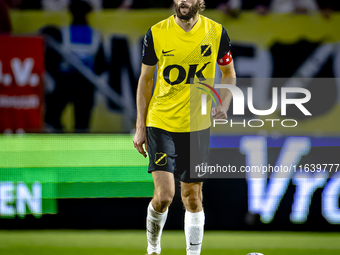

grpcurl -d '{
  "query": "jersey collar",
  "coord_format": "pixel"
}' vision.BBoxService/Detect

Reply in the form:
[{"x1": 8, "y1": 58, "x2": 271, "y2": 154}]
[{"x1": 171, "y1": 14, "x2": 201, "y2": 37}]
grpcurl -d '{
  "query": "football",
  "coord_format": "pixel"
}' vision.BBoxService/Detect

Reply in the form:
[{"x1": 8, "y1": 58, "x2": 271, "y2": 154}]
[{"x1": 246, "y1": 253, "x2": 264, "y2": 255}]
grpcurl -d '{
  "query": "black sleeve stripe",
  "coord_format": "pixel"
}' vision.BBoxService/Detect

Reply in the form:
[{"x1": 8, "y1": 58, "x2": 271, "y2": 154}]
[
  {"x1": 217, "y1": 27, "x2": 231, "y2": 60},
  {"x1": 142, "y1": 28, "x2": 158, "y2": 66}
]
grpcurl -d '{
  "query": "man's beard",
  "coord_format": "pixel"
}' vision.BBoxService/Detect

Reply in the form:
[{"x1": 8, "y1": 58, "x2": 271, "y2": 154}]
[{"x1": 175, "y1": 1, "x2": 201, "y2": 21}]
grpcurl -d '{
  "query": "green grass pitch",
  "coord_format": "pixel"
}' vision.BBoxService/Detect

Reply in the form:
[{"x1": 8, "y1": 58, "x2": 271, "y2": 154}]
[{"x1": 0, "y1": 230, "x2": 339, "y2": 255}]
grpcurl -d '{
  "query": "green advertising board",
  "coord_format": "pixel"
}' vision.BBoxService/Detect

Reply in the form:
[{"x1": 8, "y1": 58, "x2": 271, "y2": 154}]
[{"x1": 0, "y1": 134, "x2": 152, "y2": 217}]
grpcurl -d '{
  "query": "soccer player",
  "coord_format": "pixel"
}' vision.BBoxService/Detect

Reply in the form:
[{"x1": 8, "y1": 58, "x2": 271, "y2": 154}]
[{"x1": 133, "y1": 0, "x2": 236, "y2": 254}]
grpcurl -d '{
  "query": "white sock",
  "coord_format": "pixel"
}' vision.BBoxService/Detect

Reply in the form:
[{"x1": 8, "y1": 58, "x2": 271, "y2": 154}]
[
  {"x1": 146, "y1": 202, "x2": 168, "y2": 254},
  {"x1": 185, "y1": 210, "x2": 205, "y2": 255}
]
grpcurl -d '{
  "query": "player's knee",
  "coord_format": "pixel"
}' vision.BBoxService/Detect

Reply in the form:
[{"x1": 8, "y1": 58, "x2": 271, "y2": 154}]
[
  {"x1": 187, "y1": 196, "x2": 202, "y2": 211},
  {"x1": 159, "y1": 195, "x2": 173, "y2": 208},
  {"x1": 182, "y1": 192, "x2": 202, "y2": 212},
  {"x1": 154, "y1": 191, "x2": 174, "y2": 211}
]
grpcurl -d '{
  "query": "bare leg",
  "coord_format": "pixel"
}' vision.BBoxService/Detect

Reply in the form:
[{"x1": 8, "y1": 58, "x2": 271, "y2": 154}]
[
  {"x1": 181, "y1": 182, "x2": 204, "y2": 255},
  {"x1": 181, "y1": 182, "x2": 203, "y2": 212},
  {"x1": 146, "y1": 171, "x2": 175, "y2": 254},
  {"x1": 152, "y1": 171, "x2": 175, "y2": 212}
]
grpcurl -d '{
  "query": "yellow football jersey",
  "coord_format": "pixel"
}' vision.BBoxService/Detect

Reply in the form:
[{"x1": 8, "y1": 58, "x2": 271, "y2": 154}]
[{"x1": 142, "y1": 15, "x2": 231, "y2": 132}]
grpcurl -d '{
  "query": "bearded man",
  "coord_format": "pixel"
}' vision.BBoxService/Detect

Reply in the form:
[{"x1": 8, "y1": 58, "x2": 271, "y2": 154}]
[{"x1": 133, "y1": 1, "x2": 236, "y2": 254}]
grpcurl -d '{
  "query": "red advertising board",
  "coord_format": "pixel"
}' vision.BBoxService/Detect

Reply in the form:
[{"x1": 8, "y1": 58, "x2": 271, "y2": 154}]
[{"x1": 0, "y1": 36, "x2": 44, "y2": 133}]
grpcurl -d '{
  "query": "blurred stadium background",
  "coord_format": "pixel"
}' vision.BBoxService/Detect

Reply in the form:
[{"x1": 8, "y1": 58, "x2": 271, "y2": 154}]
[{"x1": 0, "y1": 0, "x2": 340, "y2": 254}]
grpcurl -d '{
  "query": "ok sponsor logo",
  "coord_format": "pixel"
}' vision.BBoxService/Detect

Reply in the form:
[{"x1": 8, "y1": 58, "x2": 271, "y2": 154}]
[{"x1": 162, "y1": 62, "x2": 211, "y2": 85}]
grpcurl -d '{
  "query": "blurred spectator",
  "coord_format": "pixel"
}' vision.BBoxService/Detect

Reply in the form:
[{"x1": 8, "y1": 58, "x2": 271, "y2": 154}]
[
  {"x1": 131, "y1": 0, "x2": 173, "y2": 8},
  {"x1": 0, "y1": 0, "x2": 11, "y2": 33},
  {"x1": 270, "y1": 0, "x2": 319, "y2": 14},
  {"x1": 220, "y1": 0, "x2": 242, "y2": 18},
  {"x1": 41, "y1": 0, "x2": 106, "y2": 132},
  {"x1": 316, "y1": 0, "x2": 340, "y2": 11},
  {"x1": 103, "y1": 0, "x2": 173, "y2": 9},
  {"x1": 244, "y1": 0, "x2": 271, "y2": 15},
  {"x1": 217, "y1": 0, "x2": 323, "y2": 17},
  {"x1": 118, "y1": 0, "x2": 133, "y2": 9},
  {"x1": 0, "y1": 0, "x2": 26, "y2": 33},
  {"x1": 15, "y1": 0, "x2": 40, "y2": 9},
  {"x1": 217, "y1": 0, "x2": 272, "y2": 18},
  {"x1": 102, "y1": 0, "x2": 124, "y2": 9},
  {"x1": 41, "y1": 0, "x2": 67, "y2": 10},
  {"x1": 316, "y1": 0, "x2": 340, "y2": 19},
  {"x1": 42, "y1": 0, "x2": 101, "y2": 11}
]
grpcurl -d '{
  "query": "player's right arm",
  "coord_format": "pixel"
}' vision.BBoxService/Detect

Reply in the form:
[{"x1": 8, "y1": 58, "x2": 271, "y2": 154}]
[
  {"x1": 133, "y1": 28, "x2": 158, "y2": 158},
  {"x1": 133, "y1": 63, "x2": 156, "y2": 158}
]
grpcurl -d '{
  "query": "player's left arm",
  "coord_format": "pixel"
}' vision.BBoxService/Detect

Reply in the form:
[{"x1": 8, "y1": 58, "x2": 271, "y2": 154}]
[
  {"x1": 212, "y1": 59, "x2": 236, "y2": 119},
  {"x1": 213, "y1": 25, "x2": 236, "y2": 119}
]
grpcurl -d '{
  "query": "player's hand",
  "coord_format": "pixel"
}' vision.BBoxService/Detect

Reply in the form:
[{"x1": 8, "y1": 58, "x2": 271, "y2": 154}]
[
  {"x1": 133, "y1": 128, "x2": 148, "y2": 158},
  {"x1": 212, "y1": 105, "x2": 228, "y2": 119}
]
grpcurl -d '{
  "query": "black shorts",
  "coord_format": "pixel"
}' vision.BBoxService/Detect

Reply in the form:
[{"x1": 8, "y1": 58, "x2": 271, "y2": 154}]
[{"x1": 146, "y1": 127, "x2": 210, "y2": 183}]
